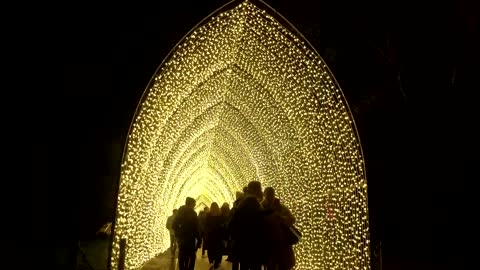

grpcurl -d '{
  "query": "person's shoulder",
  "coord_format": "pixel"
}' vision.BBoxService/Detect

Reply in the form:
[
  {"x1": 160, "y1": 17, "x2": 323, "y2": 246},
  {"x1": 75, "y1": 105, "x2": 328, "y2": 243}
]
[
  {"x1": 187, "y1": 207, "x2": 197, "y2": 216},
  {"x1": 280, "y1": 203, "x2": 291, "y2": 211},
  {"x1": 177, "y1": 205, "x2": 188, "y2": 215},
  {"x1": 239, "y1": 194, "x2": 256, "y2": 204},
  {"x1": 261, "y1": 208, "x2": 274, "y2": 216}
]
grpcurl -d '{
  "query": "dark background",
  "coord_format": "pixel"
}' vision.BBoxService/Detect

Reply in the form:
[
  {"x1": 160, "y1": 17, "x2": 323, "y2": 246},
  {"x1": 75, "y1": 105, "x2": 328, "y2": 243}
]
[{"x1": 55, "y1": 0, "x2": 477, "y2": 269}]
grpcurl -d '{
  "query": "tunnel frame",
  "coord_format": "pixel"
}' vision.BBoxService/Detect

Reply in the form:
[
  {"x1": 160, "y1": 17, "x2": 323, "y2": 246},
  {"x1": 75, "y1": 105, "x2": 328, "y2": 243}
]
[{"x1": 109, "y1": 0, "x2": 371, "y2": 269}]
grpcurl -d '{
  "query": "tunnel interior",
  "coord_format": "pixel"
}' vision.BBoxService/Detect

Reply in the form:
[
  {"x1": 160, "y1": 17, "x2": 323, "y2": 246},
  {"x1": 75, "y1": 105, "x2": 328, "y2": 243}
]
[{"x1": 111, "y1": 1, "x2": 370, "y2": 269}]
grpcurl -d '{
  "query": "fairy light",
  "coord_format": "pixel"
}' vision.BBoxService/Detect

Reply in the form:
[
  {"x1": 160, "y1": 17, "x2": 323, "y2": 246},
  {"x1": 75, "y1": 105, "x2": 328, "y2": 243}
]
[{"x1": 111, "y1": 1, "x2": 370, "y2": 270}]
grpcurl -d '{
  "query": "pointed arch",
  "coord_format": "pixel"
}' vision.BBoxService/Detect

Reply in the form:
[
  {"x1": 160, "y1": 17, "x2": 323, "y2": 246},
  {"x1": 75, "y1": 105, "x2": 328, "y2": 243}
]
[{"x1": 112, "y1": 1, "x2": 370, "y2": 269}]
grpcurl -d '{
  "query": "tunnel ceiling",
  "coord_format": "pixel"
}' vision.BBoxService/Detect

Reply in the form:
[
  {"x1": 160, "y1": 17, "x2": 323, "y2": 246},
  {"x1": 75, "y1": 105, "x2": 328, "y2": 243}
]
[{"x1": 112, "y1": 1, "x2": 370, "y2": 270}]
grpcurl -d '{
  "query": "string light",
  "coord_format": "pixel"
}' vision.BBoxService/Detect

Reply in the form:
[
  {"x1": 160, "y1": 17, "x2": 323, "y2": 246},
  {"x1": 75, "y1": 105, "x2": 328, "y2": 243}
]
[{"x1": 111, "y1": 1, "x2": 370, "y2": 269}]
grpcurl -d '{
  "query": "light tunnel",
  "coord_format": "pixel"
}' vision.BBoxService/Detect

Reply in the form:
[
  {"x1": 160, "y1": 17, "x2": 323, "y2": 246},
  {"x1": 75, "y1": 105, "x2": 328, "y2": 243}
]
[{"x1": 111, "y1": 1, "x2": 371, "y2": 269}]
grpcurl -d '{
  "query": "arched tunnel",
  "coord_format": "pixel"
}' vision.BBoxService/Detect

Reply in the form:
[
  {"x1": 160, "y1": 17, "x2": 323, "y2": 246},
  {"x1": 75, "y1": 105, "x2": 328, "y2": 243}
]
[{"x1": 111, "y1": 1, "x2": 370, "y2": 269}]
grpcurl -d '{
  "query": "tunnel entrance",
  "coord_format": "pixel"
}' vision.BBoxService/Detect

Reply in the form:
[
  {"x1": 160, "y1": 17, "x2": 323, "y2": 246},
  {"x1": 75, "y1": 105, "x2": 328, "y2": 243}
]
[{"x1": 111, "y1": 1, "x2": 370, "y2": 269}]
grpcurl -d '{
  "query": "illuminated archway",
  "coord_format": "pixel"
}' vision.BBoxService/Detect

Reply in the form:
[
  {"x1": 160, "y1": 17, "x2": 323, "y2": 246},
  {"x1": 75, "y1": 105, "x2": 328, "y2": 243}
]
[{"x1": 111, "y1": 1, "x2": 370, "y2": 269}]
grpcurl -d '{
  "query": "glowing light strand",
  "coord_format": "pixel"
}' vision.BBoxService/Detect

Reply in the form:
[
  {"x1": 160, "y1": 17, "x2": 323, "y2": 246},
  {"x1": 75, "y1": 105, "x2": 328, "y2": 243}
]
[{"x1": 112, "y1": 1, "x2": 370, "y2": 270}]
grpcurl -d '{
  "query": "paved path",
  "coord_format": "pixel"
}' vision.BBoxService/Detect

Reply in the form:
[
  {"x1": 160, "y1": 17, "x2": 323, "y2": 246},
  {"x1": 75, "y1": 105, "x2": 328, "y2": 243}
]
[{"x1": 141, "y1": 249, "x2": 232, "y2": 270}]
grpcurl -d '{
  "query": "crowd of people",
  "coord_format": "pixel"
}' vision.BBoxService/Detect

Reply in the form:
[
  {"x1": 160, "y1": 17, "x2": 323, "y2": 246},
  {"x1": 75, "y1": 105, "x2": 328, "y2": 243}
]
[{"x1": 166, "y1": 180, "x2": 297, "y2": 270}]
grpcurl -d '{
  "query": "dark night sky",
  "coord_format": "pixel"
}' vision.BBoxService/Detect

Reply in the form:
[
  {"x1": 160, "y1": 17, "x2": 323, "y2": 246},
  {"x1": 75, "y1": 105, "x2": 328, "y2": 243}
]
[{"x1": 56, "y1": 0, "x2": 477, "y2": 269}]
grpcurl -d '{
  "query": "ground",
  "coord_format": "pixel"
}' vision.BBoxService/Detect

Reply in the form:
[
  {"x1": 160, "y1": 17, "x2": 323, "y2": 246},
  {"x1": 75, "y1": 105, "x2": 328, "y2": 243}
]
[
  {"x1": 77, "y1": 238, "x2": 232, "y2": 270},
  {"x1": 142, "y1": 249, "x2": 232, "y2": 270}
]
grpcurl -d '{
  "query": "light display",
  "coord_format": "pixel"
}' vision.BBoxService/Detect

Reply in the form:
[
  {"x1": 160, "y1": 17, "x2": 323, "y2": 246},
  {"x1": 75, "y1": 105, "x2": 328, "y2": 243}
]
[{"x1": 111, "y1": 1, "x2": 370, "y2": 269}]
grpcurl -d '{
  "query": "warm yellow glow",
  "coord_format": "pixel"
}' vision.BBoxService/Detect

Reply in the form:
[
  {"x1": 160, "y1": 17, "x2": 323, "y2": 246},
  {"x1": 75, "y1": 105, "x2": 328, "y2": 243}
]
[{"x1": 111, "y1": 1, "x2": 370, "y2": 269}]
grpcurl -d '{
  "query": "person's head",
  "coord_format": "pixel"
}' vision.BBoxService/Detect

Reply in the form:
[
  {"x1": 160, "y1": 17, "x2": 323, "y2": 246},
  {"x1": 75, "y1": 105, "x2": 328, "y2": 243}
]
[
  {"x1": 204, "y1": 206, "x2": 209, "y2": 213},
  {"x1": 173, "y1": 209, "x2": 178, "y2": 215},
  {"x1": 209, "y1": 202, "x2": 221, "y2": 216},
  {"x1": 221, "y1": 202, "x2": 230, "y2": 216},
  {"x1": 185, "y1": 197, "x2": 196, "y2": 208},
  {"x1": 264, "y1": 187, "x2": 275, "y2": 202},
  {"x1": 242, "y1": 186, "x2": 248, "y2": 194},
  {"x1": 272, "y1": 198, "x2": 281, "y2": 212},
  {"x1": 247, "y1": 180, "x2": 263, "y2": 200},
  {"x1": 235, "y1": 191, "x2": 244, "y2": 200}
]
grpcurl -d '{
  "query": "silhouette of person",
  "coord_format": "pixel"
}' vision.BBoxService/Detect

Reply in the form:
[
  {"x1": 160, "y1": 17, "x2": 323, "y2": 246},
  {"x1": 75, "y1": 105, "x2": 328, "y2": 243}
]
[
  {"x1": 166, "y1": 209, "x2": 178, "y2": 256},
  {"x1": 172, "y1": 197, "x2": 201, "y2": 270},
  {"x1": 228, "y1": 180, "x2": 270, "y2": 270},
  {"x1": 205, "y1": 202, "x2": 225, "y2": 269},
  {"x1": 198, "y1": 206, "x2": 209, "y2": 258},
  {"x1": 228, "y1": 191, "x2": 244, "y2": 270},
  {"x1": 263, "y1": 198, "x2": 296, "y2": 270}
]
